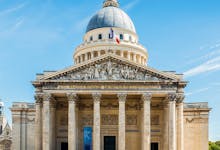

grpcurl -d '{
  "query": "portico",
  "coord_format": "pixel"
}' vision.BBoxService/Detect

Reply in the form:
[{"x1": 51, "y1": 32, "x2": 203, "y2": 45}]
[{"x1": 34, "y1": 89, "x2": 185, "y2": 150}]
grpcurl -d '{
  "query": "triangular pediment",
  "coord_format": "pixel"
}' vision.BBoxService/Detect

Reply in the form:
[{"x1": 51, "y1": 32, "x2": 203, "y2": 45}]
[{"x1": 38, "y1": 54, "x2": 181, "y2": 82}]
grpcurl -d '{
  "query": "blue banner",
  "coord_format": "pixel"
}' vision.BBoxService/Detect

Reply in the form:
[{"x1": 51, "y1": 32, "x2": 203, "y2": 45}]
[{"x1": 83, "y1": 127, "x2": 92, "y2": 150}]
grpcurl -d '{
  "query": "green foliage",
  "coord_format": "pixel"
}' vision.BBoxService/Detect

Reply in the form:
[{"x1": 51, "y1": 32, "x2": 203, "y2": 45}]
[
  {"x1": 209, "y1": 141, "x2": 220, "y2": 150},
  {"x1": 216, "y1": 141, "x2": 220, "y2": 147}
]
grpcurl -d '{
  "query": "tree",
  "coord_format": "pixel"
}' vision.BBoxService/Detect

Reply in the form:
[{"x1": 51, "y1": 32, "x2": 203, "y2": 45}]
[{"x1": 209, "y1": 141, "x2": 220, "y2": 150}]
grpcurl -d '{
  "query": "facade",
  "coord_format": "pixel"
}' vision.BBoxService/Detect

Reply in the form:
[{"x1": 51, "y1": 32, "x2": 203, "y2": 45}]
[
  {"x1": 11, "y1": 0, "x2": 211, "y2": 150},
  {"x1": 0, "y1": 101, "x2": 12, "y2": 150}
]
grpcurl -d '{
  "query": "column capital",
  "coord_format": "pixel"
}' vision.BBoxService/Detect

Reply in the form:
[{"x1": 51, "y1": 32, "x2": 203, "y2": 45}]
[
  {"x1": 176, "y1": 93, "x2": 185, "y2": 103},
  {"x1": 66, "y1": 93, "x2": 78, "y2": 102},
  {"x1": 117, "y1": 93, "x2": 127, "y2": 102},
  {"x1": 35, "y1": 93, "x2": 43, "y2": 103},
  {"x1": 141, "y1": 93, "x2": 152, "y2": 102},
  {"x1": 43, "y1": 93, "x2": 54, "y2": 101},
  {"x1": 167, "y1": 93, "x2": 178, "y2": 102},
  {"x1": 92, "y1": 93, "x2": 102, "y2": 102}
]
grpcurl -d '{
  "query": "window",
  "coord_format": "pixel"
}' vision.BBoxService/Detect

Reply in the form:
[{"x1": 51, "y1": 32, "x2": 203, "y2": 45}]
[
  {"x1": 90, "y1": 36, "x2": 93, "y2": 41},
  {"x1": 129, "y1": 36, "x2": 132, "y2": 41},
  {"x1": 120, "y1": 34, "x2": 124, "y2": 40},
  {"x1": 98, "y1": 34, "x2": 102, "y2": 40}
]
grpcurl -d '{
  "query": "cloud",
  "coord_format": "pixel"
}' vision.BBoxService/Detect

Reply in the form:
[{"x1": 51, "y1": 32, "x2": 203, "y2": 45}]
[
  {"x1": 122, "y1": 0, "x2": 139, "y2": 11},
  {"x1": 0, "y1": 2, "x2": 27, "y2": 16},
  {"x1": 184, "y1": 56, "x2": 220, "y2": 78},
  {"x1": 185, "y1": 87, "x2": 210, "y2": 96}
]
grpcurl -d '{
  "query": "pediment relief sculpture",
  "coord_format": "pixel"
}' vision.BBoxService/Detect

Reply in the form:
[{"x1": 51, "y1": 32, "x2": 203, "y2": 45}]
[{"x1": 48, "y1": 59, "x2": 173, "y2": 81}]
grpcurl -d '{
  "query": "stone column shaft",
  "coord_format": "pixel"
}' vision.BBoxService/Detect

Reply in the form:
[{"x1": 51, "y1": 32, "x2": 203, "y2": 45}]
[
  {"x1": 118, "y1": 93, "x2": 127, "y2": 150},
  {"x1": 42, "y1": 94, "x2": 51, "y2": 150},
  {"x1": 50, "y1": 102, "x2": 56, "y2": 150},
  {"x1": 133, "y1": 54, "x2": 137, "y2": 62},
  {"x1": 177, "y1": 94, "x2": 184, "y2": 150},
  {"x1": 163, "y1": 101, "x2": 169, "y2": 150},
  {"x1": 142, "y1": 93, "x2": 152, "y2": 150},
  {"x1": 67, "y1": 93, "x2": 78, "y2": 150},
  {"x1": 93, "y1": 93, "x2": 101, "y2": 150},
  {"x1": 35, "y1": 94, "x2": 42, "y2": 150},
  {"x1": 168, "y1": 93, "x2": 177, "y2": 150},
  {"x1": 127, "y1": 52, "x2": 131, "y2": 60}
]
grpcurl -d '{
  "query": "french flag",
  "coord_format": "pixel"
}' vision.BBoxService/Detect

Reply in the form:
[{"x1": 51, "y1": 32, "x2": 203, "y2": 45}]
[{"x1": 109, "y1": 28, "x2": 120, "y2": 44}]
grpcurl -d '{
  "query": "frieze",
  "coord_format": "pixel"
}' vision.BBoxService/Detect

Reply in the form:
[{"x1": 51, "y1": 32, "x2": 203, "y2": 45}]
[
  {"x1": 50, "y1": 60, "x2": 167, "y2": 81},
  {"x1": 185, "y1": 117, "x2": 208, "y2": 124},
  {"x1": 101, "y1": 101, "x2": 118, "y2": 109}
]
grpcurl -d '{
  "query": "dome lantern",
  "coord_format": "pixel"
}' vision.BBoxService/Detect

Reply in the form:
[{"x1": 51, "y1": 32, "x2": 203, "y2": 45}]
[{"x1": 103, "y1": 0, "x2": 119, "y2": 8}]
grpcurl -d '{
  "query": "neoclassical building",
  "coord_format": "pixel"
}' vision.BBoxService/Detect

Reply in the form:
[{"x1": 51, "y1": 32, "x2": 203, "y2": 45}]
[{"x1": 11, "y1": 0, "x2": 210, "y2": 150}]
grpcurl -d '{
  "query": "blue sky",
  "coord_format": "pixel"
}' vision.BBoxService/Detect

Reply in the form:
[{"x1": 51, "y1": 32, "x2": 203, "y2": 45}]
[{"x1": 0, "y1": 0, "x2": 220, "y2": 141}]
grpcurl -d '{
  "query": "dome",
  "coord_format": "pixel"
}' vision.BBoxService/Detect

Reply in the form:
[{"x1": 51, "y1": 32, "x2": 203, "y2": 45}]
[{"x1": 86, "y1": 6, "x2": 136, "y2": 33}]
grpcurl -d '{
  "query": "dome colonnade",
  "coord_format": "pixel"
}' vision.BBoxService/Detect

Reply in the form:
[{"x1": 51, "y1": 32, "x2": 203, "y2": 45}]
[{"x1": 73, "y1": 0, "x2": 148, "y2": 66}]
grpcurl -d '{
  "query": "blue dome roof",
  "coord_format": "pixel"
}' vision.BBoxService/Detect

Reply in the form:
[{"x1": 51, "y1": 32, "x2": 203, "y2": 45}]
[{"x1": 86, "y1": 6, "x2": 136, "y2": 33}]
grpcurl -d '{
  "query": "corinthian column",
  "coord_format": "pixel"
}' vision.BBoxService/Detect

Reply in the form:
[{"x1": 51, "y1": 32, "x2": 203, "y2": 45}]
[
  {"x1": 67, "y1": 93, "x2": 78, "y2": 150},
  {"x1": 42, "y1": 93, "x2": 52, "y2": 150},
  {"x1": 141, "y1": 93, "x2": 152, "y2": 150},
  {"x1": 177, "y1": 94, "x2": 184, "y2": 150},
  {"x1": 92, "y1": 93, "x2": 102, "y2": 150},
  {"x1": 117, "y1": 93, "x2": 127, "y2": 150},
  {"x1": 167, "y1": 93, "x2": 177, "y2": 150},
  {"x1": 163, "y1": 100, "x2": 169, "y2": 150},
  {"x1": 35, "y1": 94, "x2": 43, "y2": 150}
]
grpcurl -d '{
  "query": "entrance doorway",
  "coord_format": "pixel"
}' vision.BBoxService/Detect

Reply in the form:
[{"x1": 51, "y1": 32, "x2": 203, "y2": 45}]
[
  {"x1": 104, "y1": 136, "x2": 116, "y2": 150},
  {"x1": 61, "y1": 142, "x2": 68, "y2": 150},
  {"x1": 151, "y1": 142, "x2": 159, "y2": 150}
]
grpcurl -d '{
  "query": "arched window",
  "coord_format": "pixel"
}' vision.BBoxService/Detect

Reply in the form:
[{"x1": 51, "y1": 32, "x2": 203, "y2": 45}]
[
  {"x1": 90, "y1": 36, "x2": 93, "y2": 41},
  {"x1": 98, "y1": 34, "x2": 102, "y2": 40}
]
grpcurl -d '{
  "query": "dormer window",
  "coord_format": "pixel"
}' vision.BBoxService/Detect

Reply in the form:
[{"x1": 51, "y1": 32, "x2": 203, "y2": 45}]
[{"x1": 98, "y1": 34, "x2": 102, "y2": 40}]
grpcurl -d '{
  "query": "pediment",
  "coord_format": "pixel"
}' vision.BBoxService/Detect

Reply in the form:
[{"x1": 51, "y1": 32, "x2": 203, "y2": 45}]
[{"x1": 39, "y1": 55, "x2": 181, "y2": 82}]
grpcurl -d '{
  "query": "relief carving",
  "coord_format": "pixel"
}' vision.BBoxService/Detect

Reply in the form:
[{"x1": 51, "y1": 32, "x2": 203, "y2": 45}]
[
  {"x1": 126, "y1": 115, "x2": 137, "y2": 125},
  {"x1": 60, "y1": 115, "x2": 68, "y2": 126},
  {"x1": 51, "y1": 60, "x2": 163, "y2": 81},
  {"x1": 81, "y1": 115, "x2": 93, "y2": 126},
  {"x1": 185, "y1": 117, "x2": 208, "y2": 124},
  {"x1": 101, "y1": 115, "x2": 118, "y2": 125},
  {"x1": 151, "y1": 115, "x2": 159, "y2": 125}
]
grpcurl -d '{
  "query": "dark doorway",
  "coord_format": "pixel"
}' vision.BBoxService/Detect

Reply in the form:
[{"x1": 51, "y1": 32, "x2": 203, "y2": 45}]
[
  {"x1": 61, "y1": 142, "x2": 68, "y2": 150},
  {"x1": 104, "y1": 136, "x2": 116, "y2": 150},
  {"x1": 151, "y1": 142, "x2": 159, "y2": 150}
]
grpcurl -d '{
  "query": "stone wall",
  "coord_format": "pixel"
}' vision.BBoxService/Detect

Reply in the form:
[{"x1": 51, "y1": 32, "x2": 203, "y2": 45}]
[
  {"x1": 11, "y1": 102, "x2": 35, "y2": 150},
  {"x1": 184, "y1": 102, "x2": 210, "y2": 150}
]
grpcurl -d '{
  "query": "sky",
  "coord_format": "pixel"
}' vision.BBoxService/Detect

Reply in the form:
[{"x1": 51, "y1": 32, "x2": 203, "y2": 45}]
[{"x1": 0, "y1": 0, "x2": 220, "y2": 141}]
